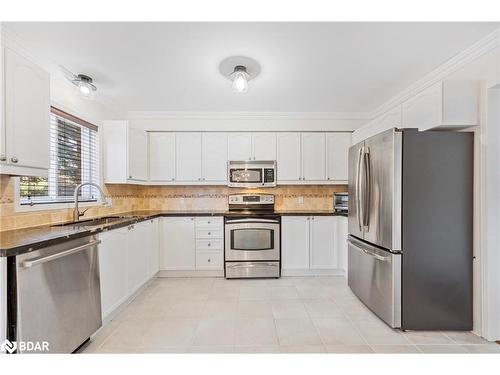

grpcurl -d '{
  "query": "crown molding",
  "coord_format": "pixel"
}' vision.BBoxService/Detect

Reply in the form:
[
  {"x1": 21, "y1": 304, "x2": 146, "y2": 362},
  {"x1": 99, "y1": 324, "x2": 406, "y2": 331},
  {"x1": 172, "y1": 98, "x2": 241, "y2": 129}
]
[
  {"x1": 127, "y1": 111, "x2": 372, "y2": 121},
  {"x1": 370, "y1": 27, "x2": 500, "y2": 119}
]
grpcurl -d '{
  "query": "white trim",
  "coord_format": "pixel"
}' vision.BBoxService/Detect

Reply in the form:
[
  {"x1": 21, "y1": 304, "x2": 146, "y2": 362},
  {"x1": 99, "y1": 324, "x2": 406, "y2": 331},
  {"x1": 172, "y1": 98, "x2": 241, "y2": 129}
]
[
  {"x1": 371, "y1": 27, "x2": 500, "y2": 118},
  {"x1": 127, "y1": 111, "x2": 372, "y2": 121}
]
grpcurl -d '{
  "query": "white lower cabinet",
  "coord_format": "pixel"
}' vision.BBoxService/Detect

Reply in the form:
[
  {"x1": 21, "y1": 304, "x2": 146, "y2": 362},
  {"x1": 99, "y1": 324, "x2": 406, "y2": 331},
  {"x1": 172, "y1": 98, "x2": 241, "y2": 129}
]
[
  {"x1": 98, "y1": 227, "x2": 129, "y2": 321},
  {"x1": 159, "y1": 216, "x2": 224, "y2": 273},
  {"x1": 335, "y1": 216, "x2": 348, "y2": 275},
  {"x1": 282, "y1": 216, "x2": 345, "y2": 275},
  {"x1": 98, "y1": 218, "x2": 159, "y2": 321}
]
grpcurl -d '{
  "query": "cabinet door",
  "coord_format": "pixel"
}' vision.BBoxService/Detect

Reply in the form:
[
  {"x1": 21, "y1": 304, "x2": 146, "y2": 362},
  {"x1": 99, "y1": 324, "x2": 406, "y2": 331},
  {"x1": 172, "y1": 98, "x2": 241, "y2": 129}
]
[
  {"x1": 228, "y1": 133, "x2": 252, "y2": 161},
  {"x1": 301, "y1": 133, "x2": 325, "y2": 181},
  {"x1": 98, "y1": 228, "x2": 129, "y2": 320},
  {"x1": 149, "y1": 133, "x2": 176, "y2": 181},
  {"x1": 252, "y1": 132, "x2": 276, "y2": 160},
  {"x1": 4, "y1": 47, "x2": 50, "y2": 170},
  {"x1": 335, "y1": 216, "x2": 349, "y2": 275},
  {"x1": 128, "y1": 127, "x2": 148, "y2": 181},
  {"x1": 310, "y1": 216, "x2": 337, "y2": 269},
  {"x1": 176, "y1": 133, "x2": 202, "y2": 181},
  {"x1": 326, "y1": 133, "x2": 351, "y2": 181},
  {"x1": 146, "y1": 219, "x2": 160, "y2": 278},
  {"x1": 202, "y1": 132, "x2": 228, "y2": 182},
  {"x1": 161, "y1": 217, "x2": 196, "y2": 270},
  {"x1": 128, "y1": 222, "x2": 150, "y2": 295},
  {"x1": 277, "y1": 133, "x2": 301, "y2": 182},
  {"x1": 282, "y1": 216, "x2": 310, "y2": 270}
]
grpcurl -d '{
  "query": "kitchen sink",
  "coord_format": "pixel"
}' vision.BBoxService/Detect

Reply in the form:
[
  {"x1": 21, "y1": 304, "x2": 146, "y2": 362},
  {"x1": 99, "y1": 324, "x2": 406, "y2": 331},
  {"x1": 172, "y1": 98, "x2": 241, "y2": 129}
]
[{"x1": 52, "y1": 215, "x2": 138, "y2": 228}]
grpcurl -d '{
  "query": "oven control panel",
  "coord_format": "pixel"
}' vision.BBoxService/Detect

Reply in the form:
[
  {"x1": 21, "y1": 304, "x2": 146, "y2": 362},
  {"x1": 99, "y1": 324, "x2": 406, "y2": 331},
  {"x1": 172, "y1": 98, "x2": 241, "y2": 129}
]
[{"x1": 228, "y1": 194, "x2": 275, "y2": 204}]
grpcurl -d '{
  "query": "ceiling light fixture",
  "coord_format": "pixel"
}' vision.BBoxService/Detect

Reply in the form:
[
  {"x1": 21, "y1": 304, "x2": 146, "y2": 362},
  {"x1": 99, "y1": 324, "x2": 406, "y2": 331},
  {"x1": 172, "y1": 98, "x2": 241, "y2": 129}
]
[
  {"x1": 71, "y1": 74, "x2": 97, "y2": 99},
  {"x1": 219, "y1": 56, "x2": 261, "y2": 94}
]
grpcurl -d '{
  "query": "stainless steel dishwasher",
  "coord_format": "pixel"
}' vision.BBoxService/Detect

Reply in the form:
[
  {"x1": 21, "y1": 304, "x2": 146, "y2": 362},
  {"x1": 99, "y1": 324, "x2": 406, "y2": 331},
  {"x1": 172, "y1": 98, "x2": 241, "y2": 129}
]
[{"x1": 14, "y1": 235, "x2": 102, "y2": 353}]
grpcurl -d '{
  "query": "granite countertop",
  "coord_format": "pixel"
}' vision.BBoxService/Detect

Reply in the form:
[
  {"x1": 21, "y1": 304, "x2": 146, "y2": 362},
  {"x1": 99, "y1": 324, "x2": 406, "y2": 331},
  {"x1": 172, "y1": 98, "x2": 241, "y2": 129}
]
[{"x1": 0, "y1": 209, "x2": 347, "y2": 257}]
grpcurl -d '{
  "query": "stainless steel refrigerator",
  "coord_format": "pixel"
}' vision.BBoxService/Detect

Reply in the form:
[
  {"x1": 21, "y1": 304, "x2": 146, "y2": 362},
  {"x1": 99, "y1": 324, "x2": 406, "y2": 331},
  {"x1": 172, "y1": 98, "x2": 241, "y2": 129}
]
[{"x1": 347, "y1": 128, "x2": 473, "y2": 330}]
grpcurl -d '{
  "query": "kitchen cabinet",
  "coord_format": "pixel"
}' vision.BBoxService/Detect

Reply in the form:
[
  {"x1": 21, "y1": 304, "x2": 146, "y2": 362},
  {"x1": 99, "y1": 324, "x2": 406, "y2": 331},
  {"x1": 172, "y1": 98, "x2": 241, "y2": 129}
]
[
  {"x1": 301, "y1": 133, "x2": 326, "y2": 181},
  {"x1": 252, "y1": 132, "x2": 276, "y2": 160},
  {"x1": 176, "y1": 132, "x2": 202, "y2": 182},
  {"x1": 128, "y1": 127, "x2": 148, "y2": 181},
  {"x1": 160, "y1": 217, "x2": 196, "y2": 270},
  {"x1": 401, "y1": 81, "x2": 478, "y2": 131},
  {"x1": 281, "y1": 216, "x2": 310, "y2": 270},
  {"x1": 228, "y1": 133, "x2": 252, "y2": 160},
  {"x1": 202, "y1": 132, "x2": 228, "y2": 182},
  {"x1": 98, "y1": 218, "x2": 159, "y2": 321},
  {"x1": 98, "y1": 227, "x2": 129, "y2": 321},
  {"x1": 149, "y1": 132, "x2": 176, "y2": 181},
  {"x1": 335, "y1": 216, "x2": 348, "y2": 275},
  {"x1": 228, "y1": 132, "x2": 276, "y2": 161},
  {"x1": 128, "y1": 222, "x2": 151, "y2": 295},
  {"x1": 310, "y1": 216, "x2": 337, "y2": 269},
  {"x1": 102, "y1": 121, "x2": 148, "y2": 183},
  {"x1": 326, "y1": 133, "x2": 351, "y2": 182},
  {"x1": 282, "y1": 216, "x2": 340, "y2": 274},
  {"x1": 277, "y1": 133, "x2": 301, "y2": 182},
  {"x1": 1, "y1": 46, "x2": 50, "y2": 177}
]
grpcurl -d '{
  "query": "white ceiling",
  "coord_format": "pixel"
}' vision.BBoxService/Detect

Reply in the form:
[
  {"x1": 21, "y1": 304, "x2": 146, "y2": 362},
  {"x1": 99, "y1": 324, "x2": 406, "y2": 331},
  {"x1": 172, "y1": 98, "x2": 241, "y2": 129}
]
[{"x1": 4, "y1": 22, "x2": 500, "y2": 114}]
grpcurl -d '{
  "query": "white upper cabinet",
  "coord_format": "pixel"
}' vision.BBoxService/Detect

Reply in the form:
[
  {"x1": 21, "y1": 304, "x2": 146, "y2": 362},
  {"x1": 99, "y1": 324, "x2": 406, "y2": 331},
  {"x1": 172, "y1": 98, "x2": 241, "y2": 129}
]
[
  {"x1": 252, "y1": 132, "x2": 276, "y2": 160},
  {"x1": 202, "y1": 132, "x2": 228, "y2": 182},
  {"x1": 103, "y1": 121, "x2": 148, "y2": 184},
  {"x1": 1, "y1": 47, "x2": 50, "y2": 176},
  {"x1": 176, "y1": 132, "x2": 202, "y2": 182},
  {"x1": 401, "y1": 81, "x2": 478, "y2": 131},
  {"x1": 301, "y1": 133, "x2": 326, "y2": 181},
  {"x1": 149, "y1": 133, "x2": 176, "y2": 182},
  {"x1": 228, "y1": 133, "x2": 252, "y2": 161},
  {"x1": 309, "y1": 216, "x2": 337, "y2": 269},
  {"x1": 326, "y1": 133, "x2": 351, "y2": 182},
  {"x1": 277, "y1": 133, "x2": 301, "y2": 182},
  {"x1": 128, "y1": 127, "x2": 148, "y2": 181}
]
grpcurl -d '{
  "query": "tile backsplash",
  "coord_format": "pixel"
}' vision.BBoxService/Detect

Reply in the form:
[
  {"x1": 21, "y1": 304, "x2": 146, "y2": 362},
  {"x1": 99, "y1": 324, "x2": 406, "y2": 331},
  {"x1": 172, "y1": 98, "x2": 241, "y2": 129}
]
[{"x1": 0, "y1": 175, "x2": 346, "y2": 231}]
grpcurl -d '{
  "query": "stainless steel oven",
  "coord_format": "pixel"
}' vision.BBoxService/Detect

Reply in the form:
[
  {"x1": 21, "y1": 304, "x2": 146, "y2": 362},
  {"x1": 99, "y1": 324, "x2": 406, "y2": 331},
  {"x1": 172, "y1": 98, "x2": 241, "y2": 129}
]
[
  {"x1": 224, "y1": 194, "x2": 280, "y2": 278},
  {"x1": 227, "y1": 160, "x2": 276, "y2": 188}
]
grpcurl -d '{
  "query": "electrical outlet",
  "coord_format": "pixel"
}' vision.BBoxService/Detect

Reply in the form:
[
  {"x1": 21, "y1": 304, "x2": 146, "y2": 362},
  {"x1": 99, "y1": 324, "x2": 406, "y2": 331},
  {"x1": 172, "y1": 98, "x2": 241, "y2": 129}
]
[{"x1": 297, "y1": 196, "x2": 304, "y2": 204}]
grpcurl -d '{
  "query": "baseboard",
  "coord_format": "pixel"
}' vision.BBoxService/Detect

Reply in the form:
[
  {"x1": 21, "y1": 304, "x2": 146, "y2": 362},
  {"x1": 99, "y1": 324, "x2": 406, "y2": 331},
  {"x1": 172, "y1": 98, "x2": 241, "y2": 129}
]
[
  {"x1": 281, "y1": 269, "x2": 345, "y2": 277},
  {"x1": 157, "y1": 270, "x2": 224, "y2": 278}
]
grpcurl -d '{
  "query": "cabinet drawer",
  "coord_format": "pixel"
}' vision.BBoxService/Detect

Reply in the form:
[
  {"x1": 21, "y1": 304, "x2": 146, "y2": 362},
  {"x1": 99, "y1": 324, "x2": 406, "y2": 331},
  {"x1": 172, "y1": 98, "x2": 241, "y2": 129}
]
[
  {"x1": 196, "y1": 239, "x2": 223, "y2": 251},
  {"x1": 196, "y1": 251, "x2": 223, "y2": 270},
  {"x1": 195, "y1": 217, "x2": 223, "y2": 228},
  {"x1": 196, "y1": 229, "x2": 223, "y2": 239}
]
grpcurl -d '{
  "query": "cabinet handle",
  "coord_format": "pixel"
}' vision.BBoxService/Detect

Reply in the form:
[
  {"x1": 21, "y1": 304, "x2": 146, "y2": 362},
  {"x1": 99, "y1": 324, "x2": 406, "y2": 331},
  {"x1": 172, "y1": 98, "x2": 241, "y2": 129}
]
[
  {"x1": 208, "y1": 221, "x2": 211, "y2": 224},
  {"x1": 207, "y1": 258, "x2": 211, "y2": 263},
  {"x1": 208, "y1": 232, "x2": 211, "y2": 235},
  {"x1": 129, "y1": 175, "x2": 132, "y2": 179},
  {"x1": 171, "y1": 178, "x2": 175, "y2": 181},
  {"x1": 0, "y1": 155, "x2": 6, "y2": 162},
  {"x1": 327, "y1": 177, "x2": 331, "y2": 180},
  {"x1": 11, "y1": 157, "x2": 18, "y2": 163},
  {"x1": 208, "y1": 243, "x2": 211, "y2": 247}
]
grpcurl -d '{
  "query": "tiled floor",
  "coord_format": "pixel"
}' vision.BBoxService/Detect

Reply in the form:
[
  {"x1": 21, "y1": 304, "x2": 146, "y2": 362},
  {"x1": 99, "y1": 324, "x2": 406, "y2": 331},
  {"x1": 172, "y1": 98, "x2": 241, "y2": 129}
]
[{"x1": 80, "y1": 276, "x2": 500, "y2": 354}]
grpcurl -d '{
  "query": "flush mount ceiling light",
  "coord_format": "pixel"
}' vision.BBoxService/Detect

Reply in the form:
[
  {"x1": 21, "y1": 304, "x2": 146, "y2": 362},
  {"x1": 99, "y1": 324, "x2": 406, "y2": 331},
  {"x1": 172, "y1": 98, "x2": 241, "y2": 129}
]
[
  {"x1": 71, "y1": 74, "x2": 97, "y2": 99},
  {"x1": 219, "y1": 56, "x2": 261, "y2": 94}
]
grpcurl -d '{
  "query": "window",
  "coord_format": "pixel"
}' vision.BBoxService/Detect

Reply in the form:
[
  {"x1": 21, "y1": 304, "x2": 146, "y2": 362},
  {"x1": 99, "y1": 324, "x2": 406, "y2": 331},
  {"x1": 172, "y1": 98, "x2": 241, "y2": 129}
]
[{"x1": 19, "y1": 107, "x2": 99, "y2": 206}]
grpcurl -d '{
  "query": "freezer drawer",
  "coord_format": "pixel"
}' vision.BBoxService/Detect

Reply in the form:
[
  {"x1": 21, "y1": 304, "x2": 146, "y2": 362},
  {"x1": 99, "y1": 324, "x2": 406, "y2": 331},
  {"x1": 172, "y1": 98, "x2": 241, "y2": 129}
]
[
  {"x1": 225, "y1": 261, "x2": 280, "y2": 279},
  {"x1": 347, "y1": 236, "x2": 401, "y2": 328}
]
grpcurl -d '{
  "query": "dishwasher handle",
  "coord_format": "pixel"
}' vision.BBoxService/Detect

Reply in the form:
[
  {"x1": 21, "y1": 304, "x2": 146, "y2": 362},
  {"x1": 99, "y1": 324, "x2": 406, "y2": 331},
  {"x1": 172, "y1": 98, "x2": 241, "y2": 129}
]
[{"x1": 21, "y1": 240, "x2": 101, "y2": 268}]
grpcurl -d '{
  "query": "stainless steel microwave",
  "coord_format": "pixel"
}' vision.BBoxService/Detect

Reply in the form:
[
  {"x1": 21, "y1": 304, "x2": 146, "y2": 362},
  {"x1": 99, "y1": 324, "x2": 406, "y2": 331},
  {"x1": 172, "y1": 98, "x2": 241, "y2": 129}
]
[{"x1": 227, "y1": 160, "x2": 277, "y2": 188}]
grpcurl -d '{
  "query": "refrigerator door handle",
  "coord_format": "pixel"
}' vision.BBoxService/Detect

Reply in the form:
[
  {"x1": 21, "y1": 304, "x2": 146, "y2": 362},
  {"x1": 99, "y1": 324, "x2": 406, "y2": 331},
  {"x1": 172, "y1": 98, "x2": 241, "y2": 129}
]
[
  {"x1": 362, "y1": 148, "x2": 371, "y2": 229},
  {"x1": 356, "y1": 146, "x2": 364, "y2": 231}
]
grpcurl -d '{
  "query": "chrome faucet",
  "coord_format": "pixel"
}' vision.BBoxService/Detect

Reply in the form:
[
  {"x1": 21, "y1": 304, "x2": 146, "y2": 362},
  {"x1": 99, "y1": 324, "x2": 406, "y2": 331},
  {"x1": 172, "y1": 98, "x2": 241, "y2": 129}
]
[{"x1": 73, "y1": 182, "x2": 107, "y2": 222}]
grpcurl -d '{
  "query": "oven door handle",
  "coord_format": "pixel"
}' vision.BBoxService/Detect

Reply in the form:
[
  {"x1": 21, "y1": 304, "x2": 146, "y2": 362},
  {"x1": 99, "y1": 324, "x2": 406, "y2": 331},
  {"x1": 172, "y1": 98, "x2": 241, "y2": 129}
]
[{"x1": 225, "y1": 218, "x2": 280, "y2": 224}]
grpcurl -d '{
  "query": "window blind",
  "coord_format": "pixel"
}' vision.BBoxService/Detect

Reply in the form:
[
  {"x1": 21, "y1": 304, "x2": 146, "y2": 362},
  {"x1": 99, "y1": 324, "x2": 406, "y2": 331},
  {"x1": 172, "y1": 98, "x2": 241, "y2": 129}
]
[{"x1": 19, "y1": 108, "x2": 99, "y2": 205}]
